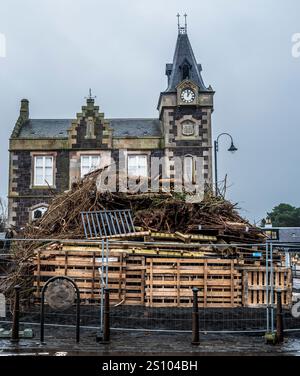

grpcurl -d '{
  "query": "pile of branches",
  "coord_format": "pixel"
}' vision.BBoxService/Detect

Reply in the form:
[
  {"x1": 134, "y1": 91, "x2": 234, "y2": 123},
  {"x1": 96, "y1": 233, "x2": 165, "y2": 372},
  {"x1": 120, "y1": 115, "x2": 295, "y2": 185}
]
[
  {"x1": 1, "y1": 169, "x2": 264, "y2": 302},
  {"x1": 17, "y1": 168, "x2": 262, "y2": 241}
]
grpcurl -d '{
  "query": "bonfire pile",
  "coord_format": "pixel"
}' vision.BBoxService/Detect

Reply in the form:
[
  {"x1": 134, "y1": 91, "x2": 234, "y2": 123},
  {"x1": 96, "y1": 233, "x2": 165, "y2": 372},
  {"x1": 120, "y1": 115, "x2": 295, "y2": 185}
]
[
  {"x1": 19, "y1": 169, "x2": 262, "y2": 242},
  {"x1": 0, "y1": 169, "x2": 265, "y2": 302}
]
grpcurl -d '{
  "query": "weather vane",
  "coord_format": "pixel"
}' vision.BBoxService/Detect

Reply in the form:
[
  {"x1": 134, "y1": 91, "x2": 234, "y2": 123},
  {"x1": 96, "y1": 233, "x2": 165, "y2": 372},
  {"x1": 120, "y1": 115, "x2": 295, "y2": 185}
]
[
  {"x1": 177, "y1": 13, "x2": 180, "y2": 31},
  {"x1": 85, "y1": 88, "x2": 96, "y2": 100},
  {"x1": 184, "y1": 13, "x2": 187, "y2": 32},
  {"x1": 176, "y1": 13, "x2": 187, "y2": 34}
]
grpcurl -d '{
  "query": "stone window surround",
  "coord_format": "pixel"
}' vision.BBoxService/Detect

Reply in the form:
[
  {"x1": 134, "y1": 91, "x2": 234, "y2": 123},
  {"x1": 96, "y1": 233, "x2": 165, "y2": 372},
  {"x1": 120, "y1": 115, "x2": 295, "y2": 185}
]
[
  {"x1": 80, "y1": 154, "x2": 101, "y2": 178},
  {"x1": 29, "y1": 202, "x2": 49, "y2": 222},
  {"x1": 123, "y1": 150, "x2": 151, "y2": 178},
  {"x1": 183, "y1": 154, "x2": 196, "y2": 184},
  {"x1": 30, "y1": 151, "x2": 57, "y2": 189},
  {"x1": 69, "y1": 150, "x2": 111, "y2": 187},
  {"x1": 127, "y1": 155, "x2": 148, "y2": 178}
]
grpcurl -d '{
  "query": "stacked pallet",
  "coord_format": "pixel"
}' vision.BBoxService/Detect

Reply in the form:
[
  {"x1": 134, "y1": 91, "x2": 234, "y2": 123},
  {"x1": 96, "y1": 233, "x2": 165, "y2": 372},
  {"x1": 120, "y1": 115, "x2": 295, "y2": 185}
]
[
  {"x1": 241, "y1": 266, "x2": 292, "y2": 307},
  {"x1": 32, "y1": 242, "x2": 292, "y2": 308},
  {"x1": 34, "y1": 248, "x2": 144, "y2": 305},
  {"x1": 145, "y1": 258, "x2": 242, "y2": 307}
]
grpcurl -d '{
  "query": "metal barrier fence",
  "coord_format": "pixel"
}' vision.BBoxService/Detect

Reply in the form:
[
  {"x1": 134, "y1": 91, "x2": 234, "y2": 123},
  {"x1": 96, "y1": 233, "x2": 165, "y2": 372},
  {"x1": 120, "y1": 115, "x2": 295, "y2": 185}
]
[{"x1": 0, "y1": 238, "x2": 300, "y2": 339}]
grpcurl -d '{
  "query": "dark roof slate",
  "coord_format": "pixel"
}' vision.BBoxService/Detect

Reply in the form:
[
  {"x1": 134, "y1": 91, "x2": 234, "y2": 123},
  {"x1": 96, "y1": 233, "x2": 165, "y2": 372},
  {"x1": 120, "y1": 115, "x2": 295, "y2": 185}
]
[
  {"x1": 277, "y1": 228, "x2": 300, "y2": 243},
  {"x1": 109, "y1": 118, "x2": 161, "y2": 137},
  {"x1": 16, "y1": 118, "x2": 161, "y2": 139},
  {"x1": 18, "y1": 119, "x2": 71, "y2": 138}
]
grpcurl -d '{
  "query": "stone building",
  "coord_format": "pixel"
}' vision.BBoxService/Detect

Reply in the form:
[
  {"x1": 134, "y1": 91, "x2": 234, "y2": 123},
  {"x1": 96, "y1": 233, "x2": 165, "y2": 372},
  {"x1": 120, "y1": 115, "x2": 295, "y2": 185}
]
[{"x1": 7, "y1": 23, "x2": 214, "y2": 229}]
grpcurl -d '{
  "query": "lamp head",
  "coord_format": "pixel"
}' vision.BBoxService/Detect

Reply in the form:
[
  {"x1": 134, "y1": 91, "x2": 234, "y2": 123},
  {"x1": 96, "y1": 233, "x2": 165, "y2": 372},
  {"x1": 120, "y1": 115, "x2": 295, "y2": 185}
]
[{"x1": 228, "y1": 142, "x2": 238, "y2": 153}]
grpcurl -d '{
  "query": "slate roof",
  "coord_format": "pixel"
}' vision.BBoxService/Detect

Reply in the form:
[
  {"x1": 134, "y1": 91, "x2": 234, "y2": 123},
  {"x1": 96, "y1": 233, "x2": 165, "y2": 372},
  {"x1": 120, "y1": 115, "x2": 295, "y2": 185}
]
[
  {"x1": 109, "y1": 118, "x2": 161, "y2": 137},
  {"x1": 16, "y1": 118, "x2": 161, "y2": 139},
  {"x1": 165, "y1": 33, "x2": 208, "y2": 92},
  {"x1": 18, "y1": 119, "x2": 71, "y2": 139},
  {"x1": 277, "y1": 228, "x2": 300, "y2": 243}
]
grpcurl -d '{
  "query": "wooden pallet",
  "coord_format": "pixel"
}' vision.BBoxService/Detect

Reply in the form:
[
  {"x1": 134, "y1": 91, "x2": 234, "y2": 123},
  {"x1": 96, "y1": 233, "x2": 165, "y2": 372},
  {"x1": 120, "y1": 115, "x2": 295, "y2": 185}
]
[
  {"x1": 32, "y1": 243, "x2": 293, "y2": 308},
  {"x1": 241, "y1": 267, "x2": 292, "y2": 307},
  {"x1": 145, "y1": 258, "x2": 242, "y2": 308},
  {"x1": 34, "y1": 250, "x2": 144, "y2": 305}
]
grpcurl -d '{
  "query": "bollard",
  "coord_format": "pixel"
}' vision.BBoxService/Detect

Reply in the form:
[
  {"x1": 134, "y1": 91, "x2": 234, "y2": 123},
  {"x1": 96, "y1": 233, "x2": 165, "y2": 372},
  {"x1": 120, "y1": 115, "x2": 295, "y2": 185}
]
[
  {"x1": 11, "y1": 285, "x2": 20, "y2": 342},
  {"x1": 191, "y1": 287, "x2": 200, "y2": 345},
  {"x1": 103, "y1": 288, "x2": 110, "y2": 343},
  {"x1": 276, "y1": 290, "x2": 284, "y2": 343}
]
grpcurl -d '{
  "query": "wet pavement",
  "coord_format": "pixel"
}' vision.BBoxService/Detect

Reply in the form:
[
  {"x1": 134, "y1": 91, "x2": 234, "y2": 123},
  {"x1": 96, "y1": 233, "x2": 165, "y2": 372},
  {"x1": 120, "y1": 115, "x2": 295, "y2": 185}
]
[{"x1": 1, "y1": 326, "x2": 300, "y2": 356}]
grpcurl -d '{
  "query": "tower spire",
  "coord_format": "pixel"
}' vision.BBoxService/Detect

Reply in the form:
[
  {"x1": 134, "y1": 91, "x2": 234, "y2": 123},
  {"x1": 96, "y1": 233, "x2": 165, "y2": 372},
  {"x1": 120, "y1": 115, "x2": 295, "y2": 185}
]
[{"x1": 164, "y1": 17, "x2": 208, "y2": 92}]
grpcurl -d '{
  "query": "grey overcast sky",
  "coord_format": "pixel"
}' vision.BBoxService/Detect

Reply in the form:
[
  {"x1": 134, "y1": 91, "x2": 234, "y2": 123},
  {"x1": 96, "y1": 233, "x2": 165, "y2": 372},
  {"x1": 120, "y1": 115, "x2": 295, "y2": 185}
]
[{"x1": 0, "y1": 0, "x2": 299, "y2": 223}]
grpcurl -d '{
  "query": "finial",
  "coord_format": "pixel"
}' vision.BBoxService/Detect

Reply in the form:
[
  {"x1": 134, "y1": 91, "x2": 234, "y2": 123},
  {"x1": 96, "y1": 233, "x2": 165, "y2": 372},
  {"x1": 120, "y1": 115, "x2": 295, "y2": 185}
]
[
  {"x1": 177, "y1": 12, "x2": 187, "y2": 34},
  {"x1": 184, "y1": 13, "x2": 187, "y2": 33},
  {"x1": 85, "y1": 88, "x2": 96, "y2": 101},
  {"x1": 176, "y1": 13, "x2": 180, "y2": 33}
]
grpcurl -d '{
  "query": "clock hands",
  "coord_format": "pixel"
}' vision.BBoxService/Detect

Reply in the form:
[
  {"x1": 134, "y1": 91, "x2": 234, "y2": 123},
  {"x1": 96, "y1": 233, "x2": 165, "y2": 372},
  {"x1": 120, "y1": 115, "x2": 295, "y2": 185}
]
[{"x1": 181, "y1": 88, "x2": 195, "y2": 103}]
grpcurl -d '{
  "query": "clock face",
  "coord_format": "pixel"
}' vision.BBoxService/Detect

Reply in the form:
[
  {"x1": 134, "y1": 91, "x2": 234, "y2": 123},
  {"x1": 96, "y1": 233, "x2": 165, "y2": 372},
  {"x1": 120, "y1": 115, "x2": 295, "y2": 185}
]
[{"x1": 180, "y1": 88, "x2": 195, "y2": 103}]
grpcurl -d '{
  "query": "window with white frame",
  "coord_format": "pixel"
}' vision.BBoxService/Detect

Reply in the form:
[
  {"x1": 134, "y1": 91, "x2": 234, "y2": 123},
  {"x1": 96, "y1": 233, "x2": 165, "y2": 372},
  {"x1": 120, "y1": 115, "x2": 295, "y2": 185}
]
[
  {"x1": 80, "y1": 155, "x2": 100, "y2": 178},
  {"x1": 127, "y1": 155, "x2": 148, "y2": 177},
  {"x1": 32, "y1": 206, "x2": 48, "y2": 221},
  {"x1": 34, "y1": 156, "x2": 54, "y2": 186},
  {"x1": 183, "y1": 156, "x2": 195, "y2": 183}
]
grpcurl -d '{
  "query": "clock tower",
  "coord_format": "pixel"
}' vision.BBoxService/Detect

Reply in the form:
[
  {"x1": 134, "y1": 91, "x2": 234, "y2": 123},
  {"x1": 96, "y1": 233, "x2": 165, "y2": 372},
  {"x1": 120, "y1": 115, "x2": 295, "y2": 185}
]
[{"x1": 158, "y1": 16, "x2": 214, "y2": 189}]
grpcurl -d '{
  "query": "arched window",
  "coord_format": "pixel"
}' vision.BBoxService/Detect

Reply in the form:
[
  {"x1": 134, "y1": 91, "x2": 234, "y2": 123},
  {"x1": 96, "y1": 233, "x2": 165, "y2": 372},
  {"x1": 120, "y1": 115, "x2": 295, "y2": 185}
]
[
  {"x1": 183, "y1": 155, "x2": 195, "y2": 184},
  {"x1": 31, "y1": 204, "x2": 48, "y2": 221}
]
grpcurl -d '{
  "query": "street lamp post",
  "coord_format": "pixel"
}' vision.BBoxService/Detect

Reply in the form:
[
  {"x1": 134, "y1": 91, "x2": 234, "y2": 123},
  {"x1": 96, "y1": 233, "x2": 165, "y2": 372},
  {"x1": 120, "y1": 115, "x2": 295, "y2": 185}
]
[{"x1": 214, "y1": 133, "x2": 238, "y2": 195}]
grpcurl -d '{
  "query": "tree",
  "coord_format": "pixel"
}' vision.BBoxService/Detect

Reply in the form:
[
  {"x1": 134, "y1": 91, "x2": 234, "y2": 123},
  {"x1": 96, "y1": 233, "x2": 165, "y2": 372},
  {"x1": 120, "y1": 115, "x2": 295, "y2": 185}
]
[{"x1": 267, "y1": 203, "x2": 300, "y2": 227}]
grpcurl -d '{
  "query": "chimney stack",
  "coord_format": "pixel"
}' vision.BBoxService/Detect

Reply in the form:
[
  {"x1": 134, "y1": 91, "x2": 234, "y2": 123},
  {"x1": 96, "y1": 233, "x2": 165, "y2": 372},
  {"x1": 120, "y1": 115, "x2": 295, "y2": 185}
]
[{"x1": 20, "y1": 99, "x2": 29, "y2": 120}]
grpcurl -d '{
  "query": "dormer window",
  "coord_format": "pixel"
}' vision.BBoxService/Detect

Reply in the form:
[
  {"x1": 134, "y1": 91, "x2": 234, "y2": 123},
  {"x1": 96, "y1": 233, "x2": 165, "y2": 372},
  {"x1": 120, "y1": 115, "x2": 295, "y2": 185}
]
[
  {"x1": 180, "y1": 59, "x2": 192, "y2": 81},
  {"x1": 182, "y1": 64, "x2": 190, "y2": 80}
]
